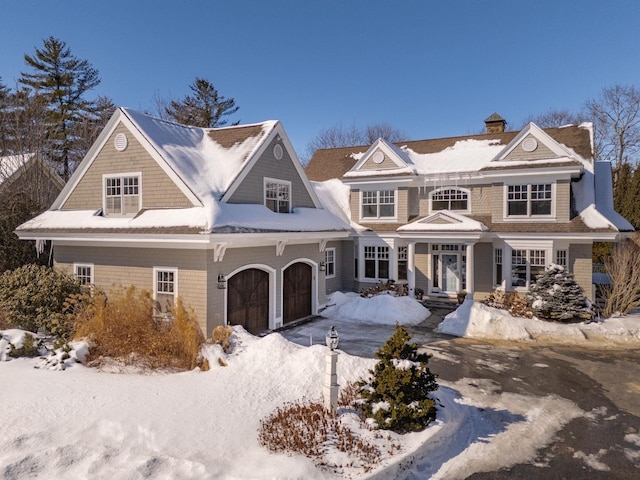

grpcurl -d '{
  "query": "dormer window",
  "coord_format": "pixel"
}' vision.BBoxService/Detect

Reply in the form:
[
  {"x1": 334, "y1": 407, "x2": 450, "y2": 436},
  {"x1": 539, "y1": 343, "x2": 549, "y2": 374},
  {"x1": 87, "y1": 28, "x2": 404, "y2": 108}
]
[
  {"x1": 264, "y1": 178, "x2": 290, "y2": 213},
  {"x1": 104, "y1": 173, "x2": 141, "y2": 216},
  {"x1": 430, "y1": 187, "x2": 469, "y2": 212}
]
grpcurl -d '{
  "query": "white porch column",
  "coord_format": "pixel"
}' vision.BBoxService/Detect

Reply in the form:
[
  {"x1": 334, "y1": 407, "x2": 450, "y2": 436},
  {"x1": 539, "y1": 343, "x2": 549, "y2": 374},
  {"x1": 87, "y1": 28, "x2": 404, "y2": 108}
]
[
  {"x1": 407, "y1": 241, "x2": 416, "y2": 298},
  {"x1": 465, "y1": 242, "x2": 475, "y2": 297},
  {"x1": 503, "y1": 243, "x2": 512, "y2": 290}
]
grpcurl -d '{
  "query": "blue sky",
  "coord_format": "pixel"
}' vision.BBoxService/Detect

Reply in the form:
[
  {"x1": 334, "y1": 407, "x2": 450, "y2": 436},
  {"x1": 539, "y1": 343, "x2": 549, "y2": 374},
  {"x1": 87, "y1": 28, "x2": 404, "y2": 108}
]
[{"x1": 2, "y1": 1, "x2": 639, "y2": 155}]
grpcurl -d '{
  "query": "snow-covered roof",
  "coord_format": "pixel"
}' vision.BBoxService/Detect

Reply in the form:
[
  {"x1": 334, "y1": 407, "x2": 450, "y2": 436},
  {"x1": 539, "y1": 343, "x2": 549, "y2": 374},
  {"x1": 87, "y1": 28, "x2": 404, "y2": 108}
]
[
  {"x1": 0, "y1": 154, "x2": 36, "y2": 183},
  {"x1": 397, "y1": 211, "x2": 489, "y2": 232},
  {"x1": 18, "y1": 108, "x2": 351, "y2": 236},
  {"x1": 122, "y1": 108, "x2": 277, "y2": 202}
]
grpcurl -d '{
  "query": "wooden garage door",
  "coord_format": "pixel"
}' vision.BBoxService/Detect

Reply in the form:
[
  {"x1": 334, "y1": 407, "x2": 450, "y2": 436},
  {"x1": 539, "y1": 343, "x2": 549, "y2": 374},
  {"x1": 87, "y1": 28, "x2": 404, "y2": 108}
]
[
  {"x1": 283, "y1": 262, "x2": 312, "y2": 324},
  {"x1": 228, "y1": 269, "x2": 269, "y2": 335}
]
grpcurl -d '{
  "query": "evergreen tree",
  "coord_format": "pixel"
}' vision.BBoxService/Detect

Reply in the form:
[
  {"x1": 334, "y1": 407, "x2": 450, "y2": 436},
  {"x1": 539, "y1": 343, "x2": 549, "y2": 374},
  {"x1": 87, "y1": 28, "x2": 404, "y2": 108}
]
[
  {"x1": 361, "y1": 324, "x2": 438, "y2": 434},
  {"x1": 165, "y1": 77, "x2": 239, "y2": 128},
  {"x1": 20, "y1": 36, "x2": 105, "y2": 179},
  {"x1": 527, "y1": 264, "x2": 594, "y2": 322}
]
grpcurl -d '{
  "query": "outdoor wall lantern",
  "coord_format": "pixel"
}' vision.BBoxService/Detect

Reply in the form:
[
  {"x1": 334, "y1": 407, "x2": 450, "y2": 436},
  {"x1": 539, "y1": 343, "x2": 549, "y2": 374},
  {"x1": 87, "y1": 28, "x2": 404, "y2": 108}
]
[
  {"x1": 319, "y1": 261, "x2": 326, "y2": 272},
  {"x1": 325, "y1": 326, "x2": 339, "y2": 351},
  {"x1": 217, "y1": 274, "x2": 226, "y2": 289}
]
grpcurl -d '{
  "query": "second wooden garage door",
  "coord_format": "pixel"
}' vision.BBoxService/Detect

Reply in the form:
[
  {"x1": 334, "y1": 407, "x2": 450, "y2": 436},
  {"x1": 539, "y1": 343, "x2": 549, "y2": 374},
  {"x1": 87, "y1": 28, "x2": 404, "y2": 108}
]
[
  {"x1": 227, "y1": 268, "x2": 269, "y2": 335},
  {"x1": 283, "y1": 262, "x2": 312, "y2": 324}
]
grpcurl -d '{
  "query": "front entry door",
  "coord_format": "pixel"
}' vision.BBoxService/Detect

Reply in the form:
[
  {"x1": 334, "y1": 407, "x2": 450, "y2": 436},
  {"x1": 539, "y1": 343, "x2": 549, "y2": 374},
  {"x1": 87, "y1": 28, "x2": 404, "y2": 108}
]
[{"x1": 441, "y1": 254, "x2": 459, "y2": 293}]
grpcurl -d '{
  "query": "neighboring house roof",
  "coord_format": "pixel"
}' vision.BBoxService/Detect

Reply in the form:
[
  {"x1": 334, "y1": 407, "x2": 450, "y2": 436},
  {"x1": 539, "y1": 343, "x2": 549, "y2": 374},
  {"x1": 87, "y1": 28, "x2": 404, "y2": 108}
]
[
  {"x1": 17, "y1": 108, "x2": 351, "y2": 237},
  {"x1": 0, "y1": 153, "x2": 64, "y2": 189}
]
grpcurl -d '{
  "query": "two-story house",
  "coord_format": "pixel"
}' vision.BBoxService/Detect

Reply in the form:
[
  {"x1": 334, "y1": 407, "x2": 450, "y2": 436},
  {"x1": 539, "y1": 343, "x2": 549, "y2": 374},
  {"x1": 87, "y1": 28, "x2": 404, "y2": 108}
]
[
  {"x1": 306, "y1": 114, "x2": 633, "y2": 302},
  {"x1": 16, "y1": 108, "x2": 350, "y2": 336}
]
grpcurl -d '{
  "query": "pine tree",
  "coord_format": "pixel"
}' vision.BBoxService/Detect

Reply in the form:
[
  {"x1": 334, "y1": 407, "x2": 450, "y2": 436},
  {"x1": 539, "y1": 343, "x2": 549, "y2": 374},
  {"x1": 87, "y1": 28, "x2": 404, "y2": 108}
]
[
  {"x1": 361, "y1": 324, "x2": 438, "y2": 434},
  {"x1": 20, "y1": 36, "x2": 105, "y2": 179},
  {"x1": 165, "y1": 77, "x2": 239, "y2": 128},
  {"x1": 527, "y1": 264, "x2": 594, "y2": 322}
]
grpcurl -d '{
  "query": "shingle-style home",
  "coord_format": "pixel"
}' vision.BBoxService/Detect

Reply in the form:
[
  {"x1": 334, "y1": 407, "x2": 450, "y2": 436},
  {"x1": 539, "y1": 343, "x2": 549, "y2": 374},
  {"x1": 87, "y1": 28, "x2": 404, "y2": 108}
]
[
  {"x1": 306, "y1": 113, "x2": 633, "y2": 303},
  {"x1": 16, "y1": 110, "x2": 633, "y2": 338},
  {"x1": 16, "y1": 108, "x2": 350, "y2": 336}
]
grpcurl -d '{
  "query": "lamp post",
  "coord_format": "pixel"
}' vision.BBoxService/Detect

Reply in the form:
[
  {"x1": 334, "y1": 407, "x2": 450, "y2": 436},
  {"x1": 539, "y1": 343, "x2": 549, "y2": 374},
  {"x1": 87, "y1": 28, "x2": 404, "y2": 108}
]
[{"x1": 323, "y1": 326, "x2": 339, "y2": 413}]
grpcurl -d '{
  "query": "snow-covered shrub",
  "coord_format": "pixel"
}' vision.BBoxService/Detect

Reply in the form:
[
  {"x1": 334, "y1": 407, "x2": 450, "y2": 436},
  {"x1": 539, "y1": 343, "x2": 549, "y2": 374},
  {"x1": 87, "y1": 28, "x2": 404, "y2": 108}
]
[
  {"x1": 0, "y1": 264, "x2": 82, "y2": 338},
  {"x1": 483, "y1": 289, "x2": 533, "y2": 318},
  {"x1": 211, "y1": 325, "x2": 233, "y2": 352},
  {"x1": 527, "y1": 264, "x2": 594, "y2": 322},
  {"x1": 7, "y1": 332, "x2": 41, "y2": 358},
  {"x1": 361, "y1": 325, "x2": 438, "y2": 434},
  {"x1": 72, "y1": 286, "x2": 206, "y2": 370}
]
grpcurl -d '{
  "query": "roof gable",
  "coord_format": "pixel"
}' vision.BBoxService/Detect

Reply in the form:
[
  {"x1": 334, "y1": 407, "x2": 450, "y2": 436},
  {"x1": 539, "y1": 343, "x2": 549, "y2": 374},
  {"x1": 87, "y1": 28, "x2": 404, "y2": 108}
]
[
  {"x1": 492, "y1": 122, "x2": 578, "y2": 163},
  {"x1": 397, "y1": 210, "x2": 488, "y2": 232},
  {"x1": 345, "y1": 138, "x2": 412, "y2": 177}
]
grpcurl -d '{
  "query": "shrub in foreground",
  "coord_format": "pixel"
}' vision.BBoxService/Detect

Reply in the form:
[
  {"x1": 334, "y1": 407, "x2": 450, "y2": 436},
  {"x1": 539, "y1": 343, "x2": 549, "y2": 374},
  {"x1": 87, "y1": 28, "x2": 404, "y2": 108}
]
[
  {"x1": 72, "y1": 286, "x2": 205, "y2": 370},
  {"x1": 360, "y1": 324, "x2": 438, "y2": 434},
  {"x1": 0, "y1": 264, "x2": 82, "y2": 338},
  {"x1": 482, "y1": 289, "x2": 532, "y2": 318}
]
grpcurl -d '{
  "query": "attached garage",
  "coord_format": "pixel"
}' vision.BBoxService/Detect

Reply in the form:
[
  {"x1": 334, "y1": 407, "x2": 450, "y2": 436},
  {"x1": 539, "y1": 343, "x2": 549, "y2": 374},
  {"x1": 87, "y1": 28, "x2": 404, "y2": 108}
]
[
  {"x1": 283, "y1": 262, "x2": 312, "y2": 324},
  {"x1": 227, "y1": 268, "x2": 270, "y2": 335}
]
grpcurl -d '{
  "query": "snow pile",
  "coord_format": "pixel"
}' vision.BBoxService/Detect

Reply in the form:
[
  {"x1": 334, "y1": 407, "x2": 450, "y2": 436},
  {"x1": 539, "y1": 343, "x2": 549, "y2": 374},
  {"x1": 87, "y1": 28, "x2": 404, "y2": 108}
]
[
  {"x1": 1, "y1": 329, "x2": 37, "y2": 361},
  {"x1": 322, "y1": 291, "x2": 430, "y2": 325},
  {"x1": 437, "y1": 301, "x2": 640, "y2": 344}
]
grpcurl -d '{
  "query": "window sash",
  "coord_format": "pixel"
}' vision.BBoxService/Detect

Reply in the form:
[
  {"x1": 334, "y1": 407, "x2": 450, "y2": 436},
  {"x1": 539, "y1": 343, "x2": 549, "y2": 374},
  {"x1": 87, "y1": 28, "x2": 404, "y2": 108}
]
[
  {"x1": 363, "y1": 246, "x2": 390, "y2": 279},
  {"x1": 265, "y1": 181, "x2": 290, "y2": 213},
  {"x1": 105, "y1": 175, "x2": 140, "y2": 215},
  {"x1": 325, "y1": 248, "x2": 335, "y2": 278},
  {"x1": 361, "y1": 190, "x2": 395, "y2": 218},
  {"x1": 431, "y1": 188, "x2": 468, "y2": 211},
  {"x1": 507, "y1": 184, "x2": 552, "y2": 217}
]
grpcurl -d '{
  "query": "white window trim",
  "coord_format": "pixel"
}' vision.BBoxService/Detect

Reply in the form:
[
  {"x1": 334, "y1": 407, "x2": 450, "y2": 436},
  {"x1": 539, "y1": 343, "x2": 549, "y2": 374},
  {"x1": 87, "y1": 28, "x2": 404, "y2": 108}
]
[
  {"x1": 263, "y1": 177, "x2": 292, "y2": 213},
  {"x1": 429, "y1": 186, "x2": 471, "y2": 214},
  {"x1": 153, "y1": 267, "x2": 178, "y2": 316},
  {"x1": 74, "y1": 263, "x2": 94, "y2": 287},
  {"x1": 325, "y1": 247, "x2": 336, "y2": 279},
  {"x1": 102, "y1": 172, "x2": 142, "y2": 217},
  {"x1": 359, "y1": 189, "x2": 397, "y2": 222},
  {"x1": 503, "y1": 182, "x2": 556, "y2": 221}
]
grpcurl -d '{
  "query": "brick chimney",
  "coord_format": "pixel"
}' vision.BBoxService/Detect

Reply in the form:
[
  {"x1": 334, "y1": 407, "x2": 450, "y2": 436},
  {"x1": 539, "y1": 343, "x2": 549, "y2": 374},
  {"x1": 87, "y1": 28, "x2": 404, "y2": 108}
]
[{"x1": 484, "y1": 113, "x2": 507, "y2": 133}]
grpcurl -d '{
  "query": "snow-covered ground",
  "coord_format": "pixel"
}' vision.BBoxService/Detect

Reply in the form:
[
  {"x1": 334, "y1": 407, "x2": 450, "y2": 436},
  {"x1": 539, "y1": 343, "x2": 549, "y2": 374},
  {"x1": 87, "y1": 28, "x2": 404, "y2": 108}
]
[
  {"x1": 2, "y1": 294, "x2": 639, "y2": 479},
  {"x1": 437, "y1": 299, "x2": 640, "y2": 345}
]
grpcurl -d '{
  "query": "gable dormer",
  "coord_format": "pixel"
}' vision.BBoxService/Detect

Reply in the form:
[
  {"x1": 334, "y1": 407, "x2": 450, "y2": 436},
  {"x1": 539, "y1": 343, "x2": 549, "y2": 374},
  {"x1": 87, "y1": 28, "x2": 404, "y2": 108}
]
[
  {"x1": 344, "y1": 138, "x2": 413, "y2": 177},
  {"x1": 491, "y1": 122, "x2": 578, "y2": 164}
]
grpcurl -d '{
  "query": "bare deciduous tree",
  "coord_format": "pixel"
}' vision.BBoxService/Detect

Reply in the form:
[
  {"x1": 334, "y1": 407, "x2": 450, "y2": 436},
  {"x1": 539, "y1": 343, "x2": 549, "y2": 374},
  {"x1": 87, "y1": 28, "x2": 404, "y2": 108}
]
[
  {"x1": 601, "y1": 236, "x2": 640, "y2": 316},
  {"x1": 303, "y1": 122, "x2": 406, "y2": 164},
  {"x1": 586, "y1": 84, "x2": 640, "y2": 169},
  {"x1": 519, "y1": 108, "x2": 589, "y2": 129}
]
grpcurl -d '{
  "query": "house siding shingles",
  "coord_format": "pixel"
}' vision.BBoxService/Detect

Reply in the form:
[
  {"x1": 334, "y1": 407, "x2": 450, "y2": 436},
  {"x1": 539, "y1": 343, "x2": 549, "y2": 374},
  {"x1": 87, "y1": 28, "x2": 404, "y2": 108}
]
[
  {"x1": 556, "y1": 180, "x2": 571, "y2": 222},
  {"x1": 228, "y1": 136, "x2": 315, "y2": 208},
  {"x1": 501, "y1": 134, "x2": 558, "y2": 162},
  {"x1": 55, "y1": 245, "x2": 209, "y2": 333},
  {"x1": 397, "y1": 187, "x2": 409, "y2": 223},
  {"x1": 62, "y1": 123, "x2": 193, "y2": 210},
  {"x1": 570, "y1": 243, "x2": 594, "y2": 301},
  {"x1": 360, "y1": 151, "x2": 399, "y2": 170}
]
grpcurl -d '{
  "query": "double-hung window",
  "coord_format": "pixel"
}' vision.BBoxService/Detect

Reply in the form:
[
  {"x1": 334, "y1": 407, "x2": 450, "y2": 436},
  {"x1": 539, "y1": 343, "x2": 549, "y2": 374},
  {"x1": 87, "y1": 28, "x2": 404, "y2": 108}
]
[
  {"x1": 511, "y1": 249, "x2": 546, "y2": 288},
  {"x1": 397, "y1": 246, "x2": 407, "y2": 281},
  {"x1": 104, "y1": 174, "x2": 140, "y2": 216},
  {"x1": 154, "y1": 267, "x2": 177, "y2": 318},
  {"x1": 364, "y1": 246, "x2": 389, "y2": 279},
  {"x1": 507, "y1": 184, "x2": 552, "y2": 217},
  {"x1": 74, "y1": 263, "x2": 94, "y2": 289},
  {"x1": 265, "y1": 178, "x2": 290, "y2": 213},
  {"x1": 361, "y1": 190, "x2": 395, "y2": 219},
  {"x1": 324, "y1": 248, "x2": 335, "y2": 278}
]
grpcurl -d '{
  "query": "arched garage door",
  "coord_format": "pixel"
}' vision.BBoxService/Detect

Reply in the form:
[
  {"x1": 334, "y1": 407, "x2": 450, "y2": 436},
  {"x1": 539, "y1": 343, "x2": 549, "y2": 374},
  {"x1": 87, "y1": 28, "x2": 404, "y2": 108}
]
[
  {"x1": 228, "y1": 268, "x2": 269, "y2": 335},
  {"x1": 283, "y1": 262, "x2": 312, "y2": 324}
]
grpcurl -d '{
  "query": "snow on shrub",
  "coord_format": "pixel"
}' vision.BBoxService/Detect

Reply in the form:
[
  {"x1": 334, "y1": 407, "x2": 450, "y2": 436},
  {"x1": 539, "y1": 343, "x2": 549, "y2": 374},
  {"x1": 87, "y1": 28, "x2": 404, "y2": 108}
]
[
  {"x1": 360, "y1": 324, "x2": 438, "y2": 433},
  {"x1": 527, "y1": 264, "x2": 594, "y2": 322}
]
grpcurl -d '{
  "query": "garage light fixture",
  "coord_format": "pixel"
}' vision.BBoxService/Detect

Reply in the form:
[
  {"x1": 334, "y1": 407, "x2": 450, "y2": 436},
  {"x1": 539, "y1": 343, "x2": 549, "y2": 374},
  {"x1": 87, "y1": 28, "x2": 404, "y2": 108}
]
[
  {"x1": 319, "y1": 261, "x2": 326, "y2": 272},
  {"x1": 217, "y1": 274, "x2": 226, "y2": 289}
]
